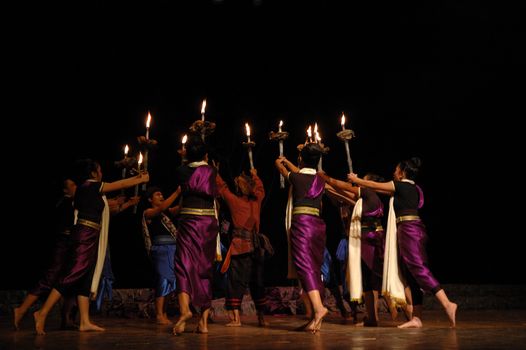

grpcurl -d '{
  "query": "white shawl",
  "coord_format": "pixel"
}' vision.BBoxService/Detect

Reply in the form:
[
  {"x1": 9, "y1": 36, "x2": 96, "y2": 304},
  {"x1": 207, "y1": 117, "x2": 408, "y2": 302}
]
[
  {"x1": 348, "y1": 196, "x2": 363, "y2": 302},
  {"x1": 90, "y1": 195, "x2": 110, "y2": 297},
  {"x1": 382, "y1": 193, "x2": 406, "y2": 306}
]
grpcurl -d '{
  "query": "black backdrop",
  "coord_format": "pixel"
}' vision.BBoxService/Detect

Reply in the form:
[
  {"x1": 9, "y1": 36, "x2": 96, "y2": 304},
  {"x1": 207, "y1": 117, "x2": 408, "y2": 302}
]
[{"x1": 2, "y1": 1, "x2": 524, "y2": 289}]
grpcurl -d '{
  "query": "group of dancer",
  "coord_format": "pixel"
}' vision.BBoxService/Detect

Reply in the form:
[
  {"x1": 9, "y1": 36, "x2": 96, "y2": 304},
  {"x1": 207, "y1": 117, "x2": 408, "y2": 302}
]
[{"x1": 13, "y1": 131, "x2": 457, "y2": 336}]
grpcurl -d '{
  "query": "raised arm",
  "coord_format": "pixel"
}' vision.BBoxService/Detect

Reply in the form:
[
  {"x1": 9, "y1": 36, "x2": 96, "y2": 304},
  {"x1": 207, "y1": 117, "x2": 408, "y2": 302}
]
[
  {"x1": 325, "y1": 183, "x2": 357, "y2": 206},
  {"x1": 102, "y1": 172, "x2": 149, "y2": 193},
  {"x1": 250, "y1": 168, "x2": 265, "y2": 202},
  {"x1": 348, "y1": 173, "x2": 395, "y2": 195},
  {"x1": 275, "y1": 156, "x2": 299, "y2": 179},
  {"x1": 144, "y1": 187, "x2": 182, "y2": 219},
  {"x1": 216, "y1": 172, "x2": 238, "y2": 205},
  {"x1": 108, "y1": 195, "x2": 140, "y2": 215},
  {"x1": 318, "y1": 171, "x2": 359, "y2": 196}
]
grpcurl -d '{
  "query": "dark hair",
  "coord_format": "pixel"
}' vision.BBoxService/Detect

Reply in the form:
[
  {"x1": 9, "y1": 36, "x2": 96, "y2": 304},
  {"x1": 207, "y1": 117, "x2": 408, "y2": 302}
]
[
  {"x1": 185, "y1": 133, "x2": 208, "y2": 162},
  {"x1": 235, "y1": 172, "x2": 257, "y2": 200},
  {"x1": 145, "y1": 186, "x2": 162, "y2": 200},
  {"x1": 364, "y1": 173, "x2": 385, "y2": 182},
  {"x1": 398, "y1": 157, "x2": 422, "y2": 180},
  {"x1": 72, "y1": 158, "x2": 100, "y2": 186},
  {"x1": 300, "y1": 143, "x2": 323, "y2": 169}
]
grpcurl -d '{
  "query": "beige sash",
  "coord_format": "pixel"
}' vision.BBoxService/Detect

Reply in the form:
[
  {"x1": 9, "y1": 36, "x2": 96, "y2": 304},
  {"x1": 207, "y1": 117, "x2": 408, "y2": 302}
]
[
  {"x1": 90, "y1": 195, "x2": 110, "y2": 297},
  {"x1": 381, "y1": 196, "x2": 406, "y2": 306},
  {"x1": 348, "y1": 198, "x2": 363, "y2": 302}
]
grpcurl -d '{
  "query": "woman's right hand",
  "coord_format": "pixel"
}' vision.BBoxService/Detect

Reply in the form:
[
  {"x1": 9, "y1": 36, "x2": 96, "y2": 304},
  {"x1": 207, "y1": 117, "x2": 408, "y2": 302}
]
[{"x1": 139, "y1": 171, "x2": 150, "y2": 183}]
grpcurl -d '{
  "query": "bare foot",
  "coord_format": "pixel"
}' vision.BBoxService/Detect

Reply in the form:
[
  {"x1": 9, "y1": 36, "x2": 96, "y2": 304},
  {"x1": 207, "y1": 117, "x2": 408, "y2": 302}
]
[
  {"x1": 398, "y1": 316, "x2": 422, "y2": 329},
  {"x1": 446, "y1": 302, "x2": 457, "y2": 328},
  {"x1": 225, "y1": 321, "x2": 242, "y2": 327},
  {"x1": 195, "y1": 319, "x2": 208, "y2": 333},
  {"x1": 311, "y1": 307, "x2": 328, "y2": 334},
  {"x1": 173, "y1": 311, "x2": 192, "y2": 335},
  {"x1": 294, "y1": 318, "x2": 314, "y2": 331},
  {"x1": 79, "y1": 322, "x2": 105, "y2": 332},
  {"x1": 14, "y1": 307, "x2": 23, "y2": 330},
  {"x1": 33, "y1": 311, "x2": 46, "y2": 335},
  {"x1": 156, "y1": 316, "x2": 173, "y2": 325}
]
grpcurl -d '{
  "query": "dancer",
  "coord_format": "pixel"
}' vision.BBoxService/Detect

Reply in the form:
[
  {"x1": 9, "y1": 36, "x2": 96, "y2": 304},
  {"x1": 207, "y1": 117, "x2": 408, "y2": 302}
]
[
  {"x1": 172, "y1": 134, "x2": 219, "y2": 335},
  {"x1": 33, "y1": 159, "x2": 149, "y2": 335},
  {"x1": 14, "y1": 178, "x2": 78, "y2": 330},
  {"x1": 142, "y1": 186, "x2": 181, "y2": 324},
  {"x1": 348, "y1": 157, "x2": 457, "y2": 328},
  {"x1": 275, "y1": 143, "x2": 328, "y2": 333},
  {"x1": 320, "y1": 172, "x2": 388, "y2": 326},
  {"x1": 216, "y1": 166, "x2": 270, "y2": 327}
]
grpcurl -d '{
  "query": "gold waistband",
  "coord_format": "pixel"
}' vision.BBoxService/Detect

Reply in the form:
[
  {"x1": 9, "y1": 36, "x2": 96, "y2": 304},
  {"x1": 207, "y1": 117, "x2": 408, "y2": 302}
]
[
  {"x1": 292, "y1": 206, "x2": 320, "y2": 216},
  {"x1": 77, "y1": 219, "x2": 101, "y2": 230},
  {"x1": 361, "y1": 225, "x2": 384, "y2": 231},
  {"x1": 180, "y1": 208, "x2": 216, "y2": 216},
  {"x1": 396, "y1": 215, "x2": 420, "y2": 224}
]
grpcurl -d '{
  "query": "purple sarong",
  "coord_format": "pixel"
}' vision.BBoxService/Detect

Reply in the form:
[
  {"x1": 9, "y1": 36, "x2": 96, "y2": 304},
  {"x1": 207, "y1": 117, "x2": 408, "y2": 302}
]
[
  {"x1": 361, "y1": 228, "x2": 385, "y2": 292},
  {"x1": 397, "y1": 220, "x2": 440, "y2": 292},
  {"x1": 175, "y1": 165, "x2": 218, "y2": 309},
  {"x1": 56, "y1": 224, "x2": 100, "y2": 296},
  {"x1": 175, "y1": 215, "x2": 218, "y2": 309},
  {"x1": 30, "y1": 234, "x2": 71, "y2": 296},
  {"x1": 290, "y1": 214, "x2": 326, "y2": 293}
]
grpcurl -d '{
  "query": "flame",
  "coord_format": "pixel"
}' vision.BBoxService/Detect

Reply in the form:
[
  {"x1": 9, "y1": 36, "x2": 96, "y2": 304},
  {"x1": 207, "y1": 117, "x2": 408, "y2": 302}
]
[
  {"x1": 314, "y1": 122, "x2": 318, "y2": 135},
  {"x1": 341, "y1": 113, "x2": 345, "y2": 126},
  {"x1": 201, "y1": 99, "x2": 207, "y2": 114},
  {"x1": 279, "y1": 120, "x2": 283, "y2": 128},
  {"x1": 138, "y1": 152, "x2": 143, "y2": 166},
  {"x1": 307, "y1": 125, "x2": 312, "y2": 138},
  {"x1": 124, "y1": 144, "x2": 129, "y2": 156},
  {"x1": 316, "y1": 131, "x2": 322, "y2": 142},
  {"x1": 182, "y1": 134, "x2": 188, "y2": 144},
  {"x1": 245, "y1": 123, "x2": 251, "y2": 136},
  {"x1": 146, "y1": 112, "x2": 151, "y2": 128}
]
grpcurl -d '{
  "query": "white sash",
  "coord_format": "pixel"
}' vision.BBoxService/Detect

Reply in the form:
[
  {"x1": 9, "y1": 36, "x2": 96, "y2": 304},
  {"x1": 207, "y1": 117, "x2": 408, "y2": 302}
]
[
  {"x1": 348, "y1": 198, "x2": 363, "y2": 302},
  {"x1": 90, "y1": 195, "x2": 110, "y2": 297},
  {"x1": 381, "y1": 195, "x2": 407, "y2": 305}
]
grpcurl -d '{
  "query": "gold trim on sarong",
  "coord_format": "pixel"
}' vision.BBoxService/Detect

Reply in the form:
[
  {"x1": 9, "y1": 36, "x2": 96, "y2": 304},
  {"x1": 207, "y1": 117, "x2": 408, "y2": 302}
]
[
  {"x1": 292, "y1": 206, "x2": 320, "y2": 216},
  {"x1": 396, "y1": 215, "x2": 420, "y2": 224},
  {"x1": 180, "y1": 207, "x2": 216, "y2": 216},
  {"x1": 77, "y1": 219, "x2": 101, "y2": 231}
]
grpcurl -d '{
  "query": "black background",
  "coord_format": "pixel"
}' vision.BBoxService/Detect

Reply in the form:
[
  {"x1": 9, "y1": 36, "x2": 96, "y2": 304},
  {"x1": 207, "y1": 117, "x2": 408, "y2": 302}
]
[{"x1": 2, "y1": 1, "x2": 524, "y2": 289}]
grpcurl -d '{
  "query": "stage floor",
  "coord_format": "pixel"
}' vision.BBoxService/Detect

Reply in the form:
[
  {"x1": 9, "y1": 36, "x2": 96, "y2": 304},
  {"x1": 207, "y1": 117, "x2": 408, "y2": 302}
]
[{"x1": 2, "y1": 309, "x2": 526, "y2": 350}]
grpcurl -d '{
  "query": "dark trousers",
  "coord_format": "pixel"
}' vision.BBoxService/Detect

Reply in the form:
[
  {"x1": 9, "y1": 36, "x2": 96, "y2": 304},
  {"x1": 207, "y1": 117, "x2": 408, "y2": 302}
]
[{"x1": 225, "y1": 252, "x2": 266, "y2": 312}]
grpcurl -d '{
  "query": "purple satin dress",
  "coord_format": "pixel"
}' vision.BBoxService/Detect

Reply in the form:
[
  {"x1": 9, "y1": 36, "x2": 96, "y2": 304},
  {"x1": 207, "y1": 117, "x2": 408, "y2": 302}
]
[
  {"x1": 290, "y1": 174, "x2": 326, "y2": 293},
  {"x1": 397, "y1": 184, "x2": 441, "y2": 293},
  {"x1": 174, "y1": 166, "x2": 219, "y2": 309}
]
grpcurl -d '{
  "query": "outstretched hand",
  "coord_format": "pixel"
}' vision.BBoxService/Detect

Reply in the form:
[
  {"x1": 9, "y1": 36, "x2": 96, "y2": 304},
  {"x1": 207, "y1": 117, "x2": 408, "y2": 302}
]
[
  {"x1": 138, "y1": 171, "x2": 150, "y2": 183},
  {"x1": 347, "y1": 173, "x2": 359, "y2": 183}
]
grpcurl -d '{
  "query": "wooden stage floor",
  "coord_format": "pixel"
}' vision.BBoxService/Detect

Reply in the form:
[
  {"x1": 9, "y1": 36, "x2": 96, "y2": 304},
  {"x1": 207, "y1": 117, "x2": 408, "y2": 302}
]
[{"x1": 2, "y1": 309, "x2": 526, "y2": 350}]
